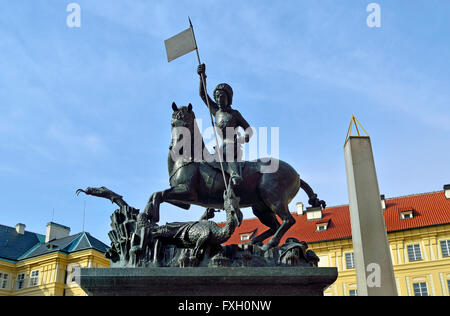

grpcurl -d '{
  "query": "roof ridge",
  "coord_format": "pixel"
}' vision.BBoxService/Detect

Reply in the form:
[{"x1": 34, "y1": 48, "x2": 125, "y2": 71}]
[
  {"x1": 85, "y1": 232, "x2": 110, "y2": 251},
  {"x1": 383, "y1": 190, "x2": 444, "y2": 200},
  {"x1": 303, "y1": 191, "x2": 444, "y2": 210},
  {"x1": 64, "y1": 233, "x2": 86, "y2": 252},
  {"x1": 17, "y1": 233, "x2": 83, "y2": 260},
  {"x1": 84, "y1": 232, "x2": 93, "y2": 248},
  {"x1": 42, "y1": 233, "x2": 82, "y2": 253},
  {"x1": 17, "y1": 241, "x2": 44, "y2": 261}
]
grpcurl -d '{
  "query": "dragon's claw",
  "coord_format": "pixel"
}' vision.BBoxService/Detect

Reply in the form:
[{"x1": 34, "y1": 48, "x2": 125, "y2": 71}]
[{"x1": 75, "y1": 189, "x2": 86, "y2": 196}]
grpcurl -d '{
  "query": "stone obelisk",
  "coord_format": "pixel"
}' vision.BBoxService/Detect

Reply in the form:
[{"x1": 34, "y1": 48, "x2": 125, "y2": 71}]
[{"x1": 344, "y1": 119, "x2": 397, "y2": 296}]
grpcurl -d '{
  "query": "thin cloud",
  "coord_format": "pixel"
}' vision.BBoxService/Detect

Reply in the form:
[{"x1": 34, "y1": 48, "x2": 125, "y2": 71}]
[{"x1": 47, "y1": 125, "x2": 108, "y2": 158}]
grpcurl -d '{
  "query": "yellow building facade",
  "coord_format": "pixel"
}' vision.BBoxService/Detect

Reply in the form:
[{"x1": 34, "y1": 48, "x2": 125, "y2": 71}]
[
  {"x1": 313, "y1": 224, "x2": 450, "y2": 296},
  {"x1": 0, "y1": 223, "x2": 110, "y2": 296}
]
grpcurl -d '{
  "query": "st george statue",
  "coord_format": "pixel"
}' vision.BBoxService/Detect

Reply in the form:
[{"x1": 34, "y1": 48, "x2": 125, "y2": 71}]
[{"x1": 197, "y1": 63, "x2": 253, "y2": 186}]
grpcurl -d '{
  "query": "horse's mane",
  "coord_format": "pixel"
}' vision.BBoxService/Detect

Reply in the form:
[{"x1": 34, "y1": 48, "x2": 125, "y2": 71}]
[{"x1": 192, "y1": 114, "x2": 215, "y2": 162}]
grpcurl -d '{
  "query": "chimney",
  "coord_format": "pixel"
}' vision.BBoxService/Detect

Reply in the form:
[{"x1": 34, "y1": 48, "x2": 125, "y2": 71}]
[
  {"x1": 381, "y1": 195, "x2": 386, "y2": 210},
  {"x1": 45, "y1": 222, "x2": 70, "y2": 243},
  {"x1": 15, "y1": 223, "x2": 26, "y2": 235},
  {"x1": 296, "y1": 202, "x2": 304, "y2": 216},
  {"x1": 444, "y1": 185, "x2": 450, "y2": 200}
]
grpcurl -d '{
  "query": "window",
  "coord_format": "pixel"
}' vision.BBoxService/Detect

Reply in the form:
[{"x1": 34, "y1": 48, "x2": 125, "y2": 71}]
[
  {"x1": 349, "y1": 289, "x2": 358, "y2": 296},
  {"x1": 447, "y1": 280, "x2": 450, "y2": 294},
  {"x1": 66, "y1": 264, "x2": 81, "y2": 284},
  {"x1": 240, "y1": 231, "x2": 255, "y2": 242},
  {"x1": 29, "y1": 270, "x2": 39, "y2": 287},
  {"x1": 400, "y1": 211, "x2": 414, "y2": 220},
  {"x1": 403, "y1": 213, "x2": 412, "y2": 219},
  {"x1": 240, "y1": 234, "x2": 251, "y2": 241},
  {"x1": 413, "y1": 282, "x2": 428, "y2": 296},
  {"x1": 16, "y1": 273, "x2": 25, "y2": 290},
  {"x1": 345, "y1": 253, "x2": 355, "y2": 269},
  {"x1": 0, "y1": 273, "x2": 9, "y2": 290},
  {"x1": 306, "y1": 208, "x2": 322, "y2": 221},
  {"x1": 316, "y1": 223, "x2": 328, "y2": 232},
  {"x1": 440, "y1": 240, "x2": 450, "y2": 258},
  {"x1": 407, "y1": 244, "x2": 422, "y2": 262}
]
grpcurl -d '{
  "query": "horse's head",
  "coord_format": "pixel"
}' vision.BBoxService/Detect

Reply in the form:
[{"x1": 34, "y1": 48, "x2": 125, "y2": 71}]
[
  {"x1": 169, "y1": 102, "x2": 198, "y2": 161},
  {"x1": 171, "y1": 102, "x2": 195, "y2": 129},
  {"x1": 169, "y1": 102, "x2": 214, "y2": 163}
]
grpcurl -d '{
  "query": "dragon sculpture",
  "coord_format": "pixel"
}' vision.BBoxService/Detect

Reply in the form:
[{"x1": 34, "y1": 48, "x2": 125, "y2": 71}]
[
  {"x1": 76, "y1": 183, "x2": 243, "y2": 267},
  {"x1": 152, "y1": 183, "x2": 242, "y2": 263}
]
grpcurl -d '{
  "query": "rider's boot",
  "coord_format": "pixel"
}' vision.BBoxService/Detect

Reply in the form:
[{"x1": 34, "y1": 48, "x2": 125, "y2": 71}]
[{"x1": 228, "y1": 162, "x2": 242, "y2": 186}]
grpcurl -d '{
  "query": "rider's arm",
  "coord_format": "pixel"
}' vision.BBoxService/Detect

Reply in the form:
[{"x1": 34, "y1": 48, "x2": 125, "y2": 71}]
[
  {"x1": 234, "y1": 110, "x2": 253, "y2": 142},
  {"x1": 198, "y1": 64, "x2": 219, "y2": 114}
]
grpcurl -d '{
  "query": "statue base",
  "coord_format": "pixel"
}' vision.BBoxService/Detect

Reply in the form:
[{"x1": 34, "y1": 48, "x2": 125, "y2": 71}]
[{"x1": 79, "y1": 267, "x2": 338, "y2": 296}]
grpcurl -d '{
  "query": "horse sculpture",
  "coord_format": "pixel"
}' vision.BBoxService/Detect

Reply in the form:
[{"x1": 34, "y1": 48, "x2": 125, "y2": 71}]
[{"x1": 144, "y1": 102, "x2": 326, "y2": 251}]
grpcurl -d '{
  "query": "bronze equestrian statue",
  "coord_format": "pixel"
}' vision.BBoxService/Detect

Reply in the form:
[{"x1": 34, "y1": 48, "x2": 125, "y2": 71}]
[{"x1": 143, "y1": 103, "x2": 325, "y2": 251}]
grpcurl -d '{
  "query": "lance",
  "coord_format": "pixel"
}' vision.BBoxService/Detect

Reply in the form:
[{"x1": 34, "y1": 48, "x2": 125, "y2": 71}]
[{"x1": 164, "y1": 18, "x2": 228, "y2": 190}]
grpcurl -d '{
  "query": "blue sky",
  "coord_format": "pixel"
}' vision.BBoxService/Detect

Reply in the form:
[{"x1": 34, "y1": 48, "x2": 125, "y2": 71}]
[{"x1": 1, "y1": 1, "x2": 449, "y2": 244}]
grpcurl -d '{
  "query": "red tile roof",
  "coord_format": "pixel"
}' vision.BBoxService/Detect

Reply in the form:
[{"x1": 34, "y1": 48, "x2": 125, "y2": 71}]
[{"x1": 224, "y1": 191, "x2": 450, "y2": 245}]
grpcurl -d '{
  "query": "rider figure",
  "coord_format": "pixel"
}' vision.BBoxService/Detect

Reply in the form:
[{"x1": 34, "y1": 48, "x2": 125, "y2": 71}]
[{"x1": 197, "y1": 64, "x2": 253, "y2": 186}]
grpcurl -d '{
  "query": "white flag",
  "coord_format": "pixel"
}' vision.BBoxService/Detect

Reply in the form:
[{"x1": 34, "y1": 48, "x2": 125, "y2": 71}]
[{"x1": 164, "y1": 28, "x2": 197, "y2": 62}]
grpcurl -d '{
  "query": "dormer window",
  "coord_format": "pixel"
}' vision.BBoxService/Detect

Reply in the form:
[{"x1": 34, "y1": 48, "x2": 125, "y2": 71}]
[
  {"x1": 316, "y1": 221, "x2": 329, "y2": 232},
  {"x1": 240, "y1": 231, "x2": 255, "y2": 242},
  {"x1": 400, "y1": 210, "x2": 414, "y2": 220},
  {"x1": 306, "y1": 207, "x2": 323, "y2": 221}
]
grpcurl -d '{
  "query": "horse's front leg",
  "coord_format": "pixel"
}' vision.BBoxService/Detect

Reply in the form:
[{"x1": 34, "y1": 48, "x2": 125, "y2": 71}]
[
  {"x1": 144, "y1": 184, "x2": 198, "y2": 223},
  {"x1": 143, "y1": 191, "x2": 163, "y2": 223}
]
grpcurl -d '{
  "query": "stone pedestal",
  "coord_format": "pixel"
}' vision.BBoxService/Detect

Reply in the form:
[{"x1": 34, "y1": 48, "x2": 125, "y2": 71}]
[{"x1": 79, "y1": 267, "x2": 338, "y2": 296}]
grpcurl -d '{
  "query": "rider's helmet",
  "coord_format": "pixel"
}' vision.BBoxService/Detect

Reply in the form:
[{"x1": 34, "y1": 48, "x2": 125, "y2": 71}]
[{"x1": 213, "y1": 83, "x2": 234, "y2": 105}]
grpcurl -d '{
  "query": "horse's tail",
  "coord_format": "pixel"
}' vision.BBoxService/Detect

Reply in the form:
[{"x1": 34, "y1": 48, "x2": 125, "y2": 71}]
[
  {"x1": 300, "y1": 179, "x2": 327, "y2": 209},
  {"x1": 288, "y1": 171, "x2": 301, "y2": 204}
]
